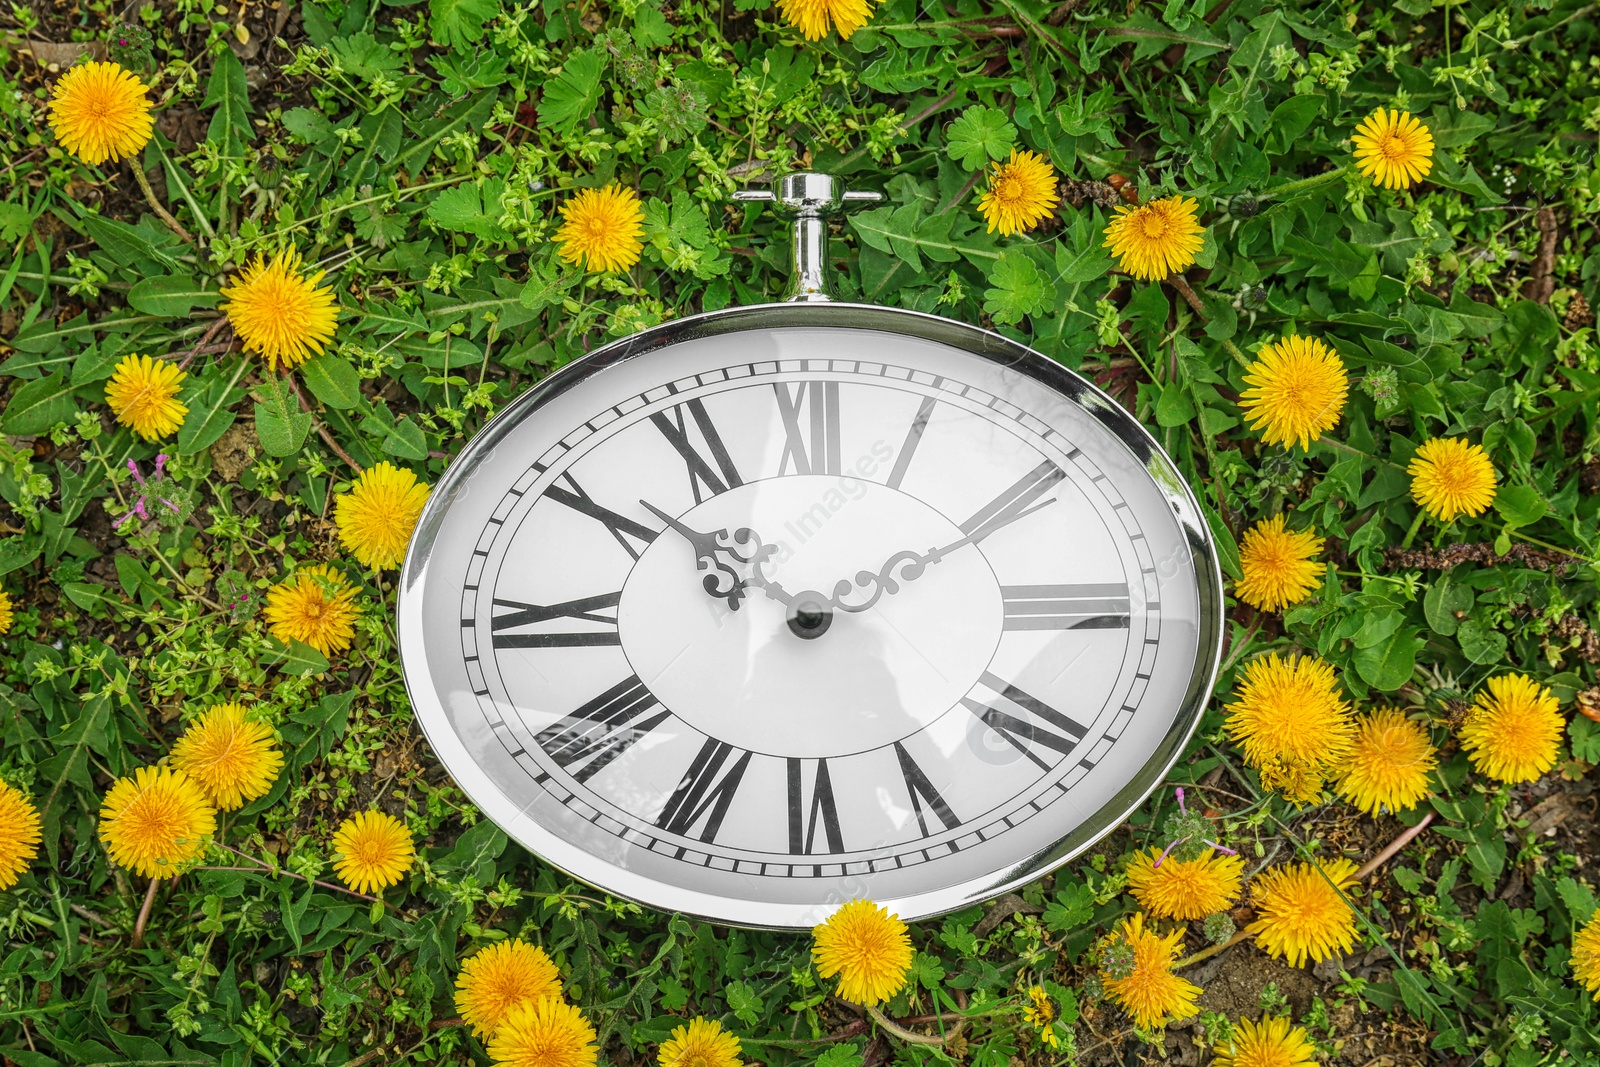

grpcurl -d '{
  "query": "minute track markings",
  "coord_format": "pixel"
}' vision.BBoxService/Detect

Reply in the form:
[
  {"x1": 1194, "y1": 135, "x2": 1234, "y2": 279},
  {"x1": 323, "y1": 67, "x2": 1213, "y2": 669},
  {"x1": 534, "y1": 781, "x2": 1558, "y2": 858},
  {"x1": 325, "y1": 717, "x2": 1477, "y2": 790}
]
[{"x1": 461, "y1": 363, "x2": 1161, "y2": 871}]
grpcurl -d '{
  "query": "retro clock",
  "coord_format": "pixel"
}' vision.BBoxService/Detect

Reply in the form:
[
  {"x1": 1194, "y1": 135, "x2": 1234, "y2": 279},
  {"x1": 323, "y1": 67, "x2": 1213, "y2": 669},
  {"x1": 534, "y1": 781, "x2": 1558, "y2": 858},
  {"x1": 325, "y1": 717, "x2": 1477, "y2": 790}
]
[{"x1": 398, "y1": 174, "x2": 1223, "y2": 928}]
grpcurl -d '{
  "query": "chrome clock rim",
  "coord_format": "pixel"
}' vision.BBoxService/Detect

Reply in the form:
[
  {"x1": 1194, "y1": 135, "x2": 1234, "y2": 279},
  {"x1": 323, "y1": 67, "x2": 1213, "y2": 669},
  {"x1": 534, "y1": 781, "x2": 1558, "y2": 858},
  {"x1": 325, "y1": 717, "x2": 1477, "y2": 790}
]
[{"x1": 398, "y1": 300, "x2": 1224, "y2": 929}]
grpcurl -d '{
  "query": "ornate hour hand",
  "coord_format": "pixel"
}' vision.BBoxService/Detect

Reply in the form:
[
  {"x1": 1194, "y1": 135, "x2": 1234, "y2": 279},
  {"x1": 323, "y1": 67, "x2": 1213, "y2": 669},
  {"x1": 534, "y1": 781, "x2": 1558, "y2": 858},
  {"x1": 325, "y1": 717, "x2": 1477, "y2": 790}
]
[
  {"x1": 825, "y1": 496, "x2": 1058, "y2": 614},
  {"x1": 640, "y1": 501, "x2": 791, "y2": 610}
]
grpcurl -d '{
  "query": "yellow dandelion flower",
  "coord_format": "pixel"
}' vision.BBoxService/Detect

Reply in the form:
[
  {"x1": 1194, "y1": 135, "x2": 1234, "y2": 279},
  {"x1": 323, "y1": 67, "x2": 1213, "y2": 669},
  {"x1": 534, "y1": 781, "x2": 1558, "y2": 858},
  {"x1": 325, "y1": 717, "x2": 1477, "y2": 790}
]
[
  {"x1": 1225, "y1": 654, "x2": 1355, "y2": 804},
  {"x1": 1459, "y1": 673, "x2": 1564, "y2": 784},
  {"x1": 1351, "y1": 108, "x2": 1435, "y2": 191},
  {"x1": 1246, "y1": 859, "x2": 1361, "y2": 967},
  {"x1": 1407, "y1": 437, "x2": 1497, "y2": 523},
  {"x1": 1103, "y1": 196, "x2": 1205, "y2": 282},
  {"x1": 1236, "y1": 515, "x2": 1324, "y2": 612},
  {"x1": 977, "y1": 150, "x2": 1060, "y2": 236},
  {"x1": 1126, "y1": 846, "x2": 1245, "y2": 921},
  {"x1": 455, "y1": 939, "x2": 565, "y2": 1039},
  {"x1": 1021, "y1": 986, "x2": 1059, "y2": 1049},
  {"x1": 812, "y1": 898, "x2": 914, "y2": 1006},
  {"x1": 0, "y1": 781, "x2": 42, "y2": 890},
  {"x1": 1101, "y1": 913, "x2": 1201, "y2": 1029},
  {"x1": 776, "y1": 0, "x2": 877, "y2": 40},
  {"x1": 168, "y1": 702, "x2": 285, "y2": 811},
  {"x1": 488, "y1": 997, "x2": 599, "y2": 1067},
  {"x1": 555, "y1": 184, "x2": 645, "y2": 274},
  {"x1": 658, "y1": 1017, "x2": 743, "y2": 1067},
  {"x1": 1211, "y1": 1015, "x2": 1318, "y2": 1067},
  {"x1": 331, "y1": 810, "x2": 415, "y2": 894},
  {"x1": 219, "y1": 249, "x2": 340, "y2": 371},
  {"x1": 1573, "y1": 911, "x2": 1600, "y2": 1001},
  {"x1": 48, "y1": 61, "x2": 153, "y2": 166},
  {"x1": 0, "y1": 590, "x2": 12, "y2": 635},
  {"x1": 335, "y1": 462, "x2": 431, "y2": 570},
  {"x1": 263, "y1": 564, "x2": 360, "y2": 657},
  {"x1": 1333, "y1": 709, "x2": 1436, "y2": 816},
  {"x1": 98, "y1": 766, "x2": 216, "y2": 880},
  {"x1": 104, "y1": 354, "x2": 188, "y2": 441},
  {"x1": 1239, "y1": 335, "x2": 1348, "y2": 450}
]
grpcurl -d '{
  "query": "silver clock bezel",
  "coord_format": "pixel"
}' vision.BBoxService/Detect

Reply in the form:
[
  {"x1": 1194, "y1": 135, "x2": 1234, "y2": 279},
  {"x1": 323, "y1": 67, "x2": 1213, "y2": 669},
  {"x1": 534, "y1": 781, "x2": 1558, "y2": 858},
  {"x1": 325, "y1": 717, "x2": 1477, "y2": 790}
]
[{"x1": 398, "y1": 301, "x2": 1225, "y2": 929}]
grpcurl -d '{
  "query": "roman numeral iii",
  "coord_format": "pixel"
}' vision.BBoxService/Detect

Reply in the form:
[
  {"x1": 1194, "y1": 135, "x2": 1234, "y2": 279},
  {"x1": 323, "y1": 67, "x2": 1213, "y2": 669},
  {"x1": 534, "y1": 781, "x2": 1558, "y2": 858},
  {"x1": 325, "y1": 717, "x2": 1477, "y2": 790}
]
[{"x1": 1001, "y1": 584, "x2": 1131, "y2": 630}]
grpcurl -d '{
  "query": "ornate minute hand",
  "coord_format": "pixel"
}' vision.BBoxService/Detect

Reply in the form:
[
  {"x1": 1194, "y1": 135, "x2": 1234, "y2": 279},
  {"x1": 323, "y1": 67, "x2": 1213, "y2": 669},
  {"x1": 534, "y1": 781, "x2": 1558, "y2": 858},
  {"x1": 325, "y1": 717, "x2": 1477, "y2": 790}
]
[
  {"x1": 824, "y1": 496, "x2": 1058, "y2": 614},
  {"x1": 639, "y1": 501, "x2": 791, "y2": 610}
]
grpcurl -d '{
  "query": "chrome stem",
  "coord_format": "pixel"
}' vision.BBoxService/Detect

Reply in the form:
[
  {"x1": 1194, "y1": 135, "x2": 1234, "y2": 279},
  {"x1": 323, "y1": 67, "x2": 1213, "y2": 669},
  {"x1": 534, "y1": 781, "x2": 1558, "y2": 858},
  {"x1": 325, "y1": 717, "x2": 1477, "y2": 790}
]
[{"x1": 732, "y1": 173, "x2": 882, "y2": 302}]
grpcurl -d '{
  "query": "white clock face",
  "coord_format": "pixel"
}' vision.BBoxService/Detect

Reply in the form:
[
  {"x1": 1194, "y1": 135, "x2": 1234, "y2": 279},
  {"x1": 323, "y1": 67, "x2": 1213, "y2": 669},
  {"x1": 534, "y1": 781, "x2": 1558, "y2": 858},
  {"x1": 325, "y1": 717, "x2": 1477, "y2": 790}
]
[{"x1": 400, "y1": 310, "x2": 1220, "y2": 927}]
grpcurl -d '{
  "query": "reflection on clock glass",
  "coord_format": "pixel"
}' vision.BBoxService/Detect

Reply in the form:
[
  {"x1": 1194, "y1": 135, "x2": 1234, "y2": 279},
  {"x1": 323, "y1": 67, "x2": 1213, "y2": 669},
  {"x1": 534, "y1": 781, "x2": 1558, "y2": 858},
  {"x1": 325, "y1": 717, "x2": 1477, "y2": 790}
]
[{"x1": 401, "y1": 321, "x2": 1214, "y2": 926}]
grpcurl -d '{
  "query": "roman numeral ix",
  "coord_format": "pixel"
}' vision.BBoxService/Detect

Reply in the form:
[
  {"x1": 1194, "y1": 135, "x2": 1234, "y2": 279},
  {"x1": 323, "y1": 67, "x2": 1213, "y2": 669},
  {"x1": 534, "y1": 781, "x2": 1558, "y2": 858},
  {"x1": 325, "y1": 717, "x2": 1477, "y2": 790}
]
[{"x1": 490, "y1": 592, "x2": 622, "y2": 648}]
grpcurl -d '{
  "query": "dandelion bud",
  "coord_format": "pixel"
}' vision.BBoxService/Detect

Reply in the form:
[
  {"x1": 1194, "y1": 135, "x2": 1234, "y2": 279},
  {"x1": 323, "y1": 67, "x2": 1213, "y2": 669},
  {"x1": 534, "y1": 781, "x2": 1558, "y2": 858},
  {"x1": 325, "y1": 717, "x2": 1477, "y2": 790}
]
[
  {"x1": 1204, "y1": 912, "x2": 1236, "y2": 944},
  {"x1": 1361, "y1": 366, "x2": 1400, "y2": 405}
]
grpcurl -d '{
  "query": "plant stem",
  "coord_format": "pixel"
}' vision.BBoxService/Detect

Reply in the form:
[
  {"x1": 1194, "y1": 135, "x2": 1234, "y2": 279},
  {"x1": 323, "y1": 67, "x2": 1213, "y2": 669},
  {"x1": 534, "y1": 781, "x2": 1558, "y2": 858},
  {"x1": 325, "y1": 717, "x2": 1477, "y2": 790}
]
[
  {"x1": 1400, "y1": 508, "x2": 1427, "y2": 550},
  {"x1": 131, "y1": 164, "x2": 194, "y2": 245},
  {"x1": 865, "y1": 1004, "x2": 948, "y2": 1046},
  {"x1": 132, "y1": 878, "x2": 159, "y2": 948},
  {"x1": 1263, "y1": 165, "x2": 1350, "y2": 200},
  {"x1": 1354, "y1": 812, "x2": 1435, "y2": 881},
  {"x1": 1175, "y1": 929, "x2": 1250, "y2": 970}
]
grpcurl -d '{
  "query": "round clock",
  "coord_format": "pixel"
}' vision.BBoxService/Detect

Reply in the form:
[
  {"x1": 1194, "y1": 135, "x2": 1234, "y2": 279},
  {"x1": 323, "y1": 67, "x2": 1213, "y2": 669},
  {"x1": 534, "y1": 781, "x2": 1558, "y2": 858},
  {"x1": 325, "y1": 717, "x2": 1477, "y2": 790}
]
[{"x1": 399, "y1": 174, "x2": 1223, "y2": 927}]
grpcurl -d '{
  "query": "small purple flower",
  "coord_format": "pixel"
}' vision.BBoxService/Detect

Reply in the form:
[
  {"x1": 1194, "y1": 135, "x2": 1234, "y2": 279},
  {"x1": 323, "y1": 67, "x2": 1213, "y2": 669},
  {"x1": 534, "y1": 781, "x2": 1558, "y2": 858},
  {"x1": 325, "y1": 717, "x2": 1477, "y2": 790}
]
[{"x1": 116, "y1": 454, "x2": 180, "y2": 527}]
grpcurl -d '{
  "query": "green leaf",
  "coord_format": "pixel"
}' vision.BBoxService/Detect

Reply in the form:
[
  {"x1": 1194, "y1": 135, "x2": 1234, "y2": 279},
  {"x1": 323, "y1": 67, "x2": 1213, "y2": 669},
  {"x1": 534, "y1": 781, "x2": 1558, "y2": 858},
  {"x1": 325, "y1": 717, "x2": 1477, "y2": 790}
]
[
  {"x1": 301, "y1": 355, "x2": 364, "y2": 410},
  {"x1": 1457, "y1": 618, "x2": 1508, "y2": 664},
  {"x1": 1423, "y1": 573, "x2": 1472, "y2": 636},
  {"x1": 1353, "y1": 625, "x2": 1420, "y2": 690},
  {"x1": 982, "y1": 249, "x2": 1047, "y2": 326},
  {"x1": 2, "y1": 371, "x2": 77, "y2": 434},
  {"x1": 393, "y1": 93, "x2": 498, "y2": 176},
  {"x1": 202, "y1": 48, "x2": 253, "y2": 157},
  {"x1": 1493, "y1": 485, "x2": 1547, "y2": 528},
  {"x1": 520, "y1": 260, "x2": 581, "y2": 310},
  {"x1": 430, "y1": 0, "x2": 500, "y2": 50},
  {"x1": 126, "y1": 275, "x2": 220, "y2": 317},
  {"x1": 253, "y1": 376, "x2": 312, "y2": 457},
  {"x1": 1156, "y1": 382, "x2": 1197, "y2": 427},
  {"x1": 78, "y1": 212, "x2": 181, "y2": 271},
  {"x1": 0, "y1": 535, "x2": 42, "y2": 578},
  {"x1": 384, "y1": 417, "x2": 429, "y2": 461},
  {"x1": 279, "y1": 638, "x2": 332, "y2": 677},
  {"x1": 815, "y1": 1045, "x2": 864, "y2": 1067},
  {"x1": 1042, "y1": 879, "x2": 1095, "y2": 932},
  {"x1": 36, "y1": 692, "x2": 112, "y2": 866},
  {"x1": 329, "y1": 31, "x2": 403, "y2": 82},
  {"x1": 538, "y1": 49, "x2": 605, "y2": 135},
  {"x1": 1054, "y1": 237, "x2": 1113, "y2": 285},
  {"x1": 427, "y1": 179, "x2": 509, "y2": 240},
  {"x1": 177, "y1": 366, "x2": 247, "y2": 455},
  {"x1": 946, "y1": 105, "x2": 1016, "y2": 170},
  {"x1": 724, "y1": 980, "x2": 763, "y2": 1026},
  {"x1": 1570, "y1": 715, "x2": 1600, "y2": 765}
]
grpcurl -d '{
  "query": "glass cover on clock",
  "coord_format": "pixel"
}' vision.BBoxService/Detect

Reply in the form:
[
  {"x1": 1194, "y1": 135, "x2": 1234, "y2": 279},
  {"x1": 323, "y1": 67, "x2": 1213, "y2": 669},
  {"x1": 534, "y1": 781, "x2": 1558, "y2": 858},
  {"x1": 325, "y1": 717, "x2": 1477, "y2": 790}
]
[{"x1": 400, "y1": 308, "x2": 1221, "y2": 927}]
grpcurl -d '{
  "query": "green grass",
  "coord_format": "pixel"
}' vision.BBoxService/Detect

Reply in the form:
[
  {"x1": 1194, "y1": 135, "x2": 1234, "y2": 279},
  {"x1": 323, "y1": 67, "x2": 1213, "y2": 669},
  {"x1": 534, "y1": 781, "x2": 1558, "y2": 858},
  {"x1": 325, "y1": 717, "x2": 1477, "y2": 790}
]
[{"x1": 3, "y1": 0, "x2": 1600, "y2": 1065}]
